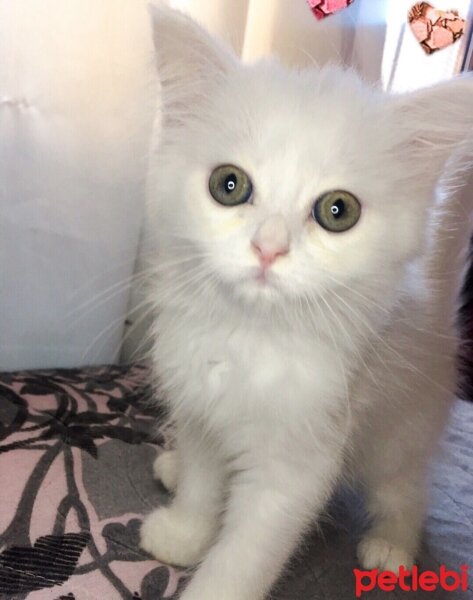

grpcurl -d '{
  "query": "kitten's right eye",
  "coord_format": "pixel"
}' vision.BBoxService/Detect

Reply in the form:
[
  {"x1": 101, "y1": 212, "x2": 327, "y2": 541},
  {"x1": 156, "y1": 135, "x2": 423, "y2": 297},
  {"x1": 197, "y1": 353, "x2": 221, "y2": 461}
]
[
  {"x1": 209, "y1": 165, "x2": 253, "y2": 207},
  {"x1": 312, "y1": 190, "x2": 361, "y2": 233}
]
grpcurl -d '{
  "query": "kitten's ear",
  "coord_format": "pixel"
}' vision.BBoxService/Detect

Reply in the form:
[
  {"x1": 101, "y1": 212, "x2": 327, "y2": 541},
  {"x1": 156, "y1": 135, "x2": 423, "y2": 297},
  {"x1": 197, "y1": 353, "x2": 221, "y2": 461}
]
[
  {"x1": 393, "y1": 75, "x2": 473, "y2": 185},
  {"x1": 148, "y1": 2, "x2": 236, "y2": 121}
]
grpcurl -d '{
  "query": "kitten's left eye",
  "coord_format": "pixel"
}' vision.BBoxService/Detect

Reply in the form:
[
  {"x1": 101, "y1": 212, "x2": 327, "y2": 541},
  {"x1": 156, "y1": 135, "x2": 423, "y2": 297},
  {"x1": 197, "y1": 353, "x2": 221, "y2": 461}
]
[
  {"x1": 209, "y1": 165, "x2": 253, "y2": 207},
  {"x1": 312, "y1": 190, "x2": 361, "y2": 233}
]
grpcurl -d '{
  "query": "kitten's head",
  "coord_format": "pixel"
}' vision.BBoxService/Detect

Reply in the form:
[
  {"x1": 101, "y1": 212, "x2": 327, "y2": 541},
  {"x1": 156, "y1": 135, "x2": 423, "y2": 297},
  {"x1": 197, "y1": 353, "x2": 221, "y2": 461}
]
[{"x1": 149, "y1": 5, "x2": 473, "y2": 314}]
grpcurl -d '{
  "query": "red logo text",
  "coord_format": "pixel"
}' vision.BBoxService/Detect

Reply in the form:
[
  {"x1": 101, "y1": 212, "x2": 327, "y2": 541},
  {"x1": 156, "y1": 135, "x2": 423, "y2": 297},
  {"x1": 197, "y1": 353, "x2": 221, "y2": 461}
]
[{"x1": 354, "y1": 565, "x2": 469, "y2": 597}]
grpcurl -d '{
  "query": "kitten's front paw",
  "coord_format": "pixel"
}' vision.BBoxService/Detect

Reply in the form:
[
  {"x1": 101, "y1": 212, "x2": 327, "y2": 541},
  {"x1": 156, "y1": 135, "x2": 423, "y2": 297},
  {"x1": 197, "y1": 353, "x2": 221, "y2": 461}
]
[
  {"x1": 357, "y1": 536, "x2": 415, "y2": 572},
  {"x1": 153, "y1": 450, "x2": 179, "y2": 492},
  {"x1": 140, "y1": 507, "x2": 214, "y2": 567}
]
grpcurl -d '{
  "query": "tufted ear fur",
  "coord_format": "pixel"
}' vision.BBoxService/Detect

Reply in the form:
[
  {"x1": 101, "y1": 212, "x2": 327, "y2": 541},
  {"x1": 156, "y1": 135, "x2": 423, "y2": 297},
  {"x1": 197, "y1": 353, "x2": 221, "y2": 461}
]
[
  {"x1": 148, "y1": 3, "x2": 237, "y2": 126},
  {"x1": 392, "y1": 75, "x2": 473, "y2": 191}
]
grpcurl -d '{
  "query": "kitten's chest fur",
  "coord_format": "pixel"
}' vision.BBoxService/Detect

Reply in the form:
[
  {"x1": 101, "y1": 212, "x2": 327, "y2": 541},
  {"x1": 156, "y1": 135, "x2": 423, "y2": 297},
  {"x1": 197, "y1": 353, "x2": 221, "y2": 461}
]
[{"x1": 155, "y1": 306, "x2": 353, "y2": 439}]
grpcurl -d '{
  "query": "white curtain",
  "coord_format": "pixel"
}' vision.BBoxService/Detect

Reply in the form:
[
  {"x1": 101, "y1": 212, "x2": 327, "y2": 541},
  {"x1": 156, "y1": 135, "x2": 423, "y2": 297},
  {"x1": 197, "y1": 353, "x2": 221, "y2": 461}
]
[{"x1": 0, "y1": 0, "x2": 157, "y2": 370}]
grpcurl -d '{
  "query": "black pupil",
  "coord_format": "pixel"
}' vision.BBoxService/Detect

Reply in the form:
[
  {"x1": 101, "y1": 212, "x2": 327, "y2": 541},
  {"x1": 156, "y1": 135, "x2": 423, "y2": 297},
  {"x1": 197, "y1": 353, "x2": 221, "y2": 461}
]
[
  {"x1": 224, "y1": 174, "x2": 237, "y2": 194},
  {"x1": 331, "y1": 199, "x2": 345, "y2": 219}
]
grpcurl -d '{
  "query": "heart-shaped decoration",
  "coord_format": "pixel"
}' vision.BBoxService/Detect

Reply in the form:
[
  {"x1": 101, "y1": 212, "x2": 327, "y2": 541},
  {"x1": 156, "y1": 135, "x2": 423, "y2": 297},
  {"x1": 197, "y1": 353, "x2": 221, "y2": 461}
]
[
  {"x1": 307, "y1": 0, "x2": 355, "y2": 20},
  {"x1": 408, "y1": 2, "x2": 466, "y2": 54}
]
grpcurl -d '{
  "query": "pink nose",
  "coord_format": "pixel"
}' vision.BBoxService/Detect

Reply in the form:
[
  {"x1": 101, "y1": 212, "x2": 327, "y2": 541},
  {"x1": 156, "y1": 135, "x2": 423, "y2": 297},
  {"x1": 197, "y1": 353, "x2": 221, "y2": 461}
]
[{"x1": 251, "y1": 240, "x2": 289, "y2": 268}]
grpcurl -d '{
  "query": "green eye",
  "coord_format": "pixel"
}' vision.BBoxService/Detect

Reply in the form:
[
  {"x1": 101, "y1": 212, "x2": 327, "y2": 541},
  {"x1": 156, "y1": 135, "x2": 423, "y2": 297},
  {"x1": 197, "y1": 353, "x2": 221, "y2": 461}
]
[
  {"x1": 209, "y1": 165, "x2": 253, "y2": 207},
  {"x1": 312, "y1": 190, "x2": 361, "y2": 233}
]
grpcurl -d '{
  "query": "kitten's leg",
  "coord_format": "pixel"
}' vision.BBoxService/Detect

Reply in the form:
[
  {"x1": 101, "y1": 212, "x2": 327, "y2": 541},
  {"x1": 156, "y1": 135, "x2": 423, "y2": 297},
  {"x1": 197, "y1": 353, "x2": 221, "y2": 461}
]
[
  {"x1": 179, "y1": 450, "x2": 343, "y2": 600},
  {"x1": 355, "y1": 393, "x2": 449, "y2": 571},
  {"x1": 357, "y1": 468, "x2": 425, "y2": 571},
  {"x1": 153, "y1": 449, "x2": 179, "y2": 492},
  {"x1": 353, "y1": 318, "x2": 454, "y2": 572},
  {"x1": 140, "y1": 425, "x2": 224, "y2": 567},
  {"x1": 355, "y1": 409, "x2": 436, "y2": 572}
]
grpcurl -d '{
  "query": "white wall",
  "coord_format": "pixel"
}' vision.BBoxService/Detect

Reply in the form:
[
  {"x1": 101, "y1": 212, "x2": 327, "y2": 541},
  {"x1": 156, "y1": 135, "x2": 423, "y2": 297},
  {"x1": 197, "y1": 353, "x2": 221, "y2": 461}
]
[{"x1": 0, "y1": 0, "x2": 158, "y2": 370}]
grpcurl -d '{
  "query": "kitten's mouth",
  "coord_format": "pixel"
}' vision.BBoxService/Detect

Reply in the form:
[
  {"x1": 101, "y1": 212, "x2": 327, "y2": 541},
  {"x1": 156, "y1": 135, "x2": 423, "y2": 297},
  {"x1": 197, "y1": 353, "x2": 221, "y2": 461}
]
[
  {"x1": 249, "y1": 267, "x2": 278, "y2": 289},
  {"x1": 234, "y1": 268, "x2": 284, "y2": 305},
  {"x1": 255, "y1": 270, "x2": 268, "y2": 284}
]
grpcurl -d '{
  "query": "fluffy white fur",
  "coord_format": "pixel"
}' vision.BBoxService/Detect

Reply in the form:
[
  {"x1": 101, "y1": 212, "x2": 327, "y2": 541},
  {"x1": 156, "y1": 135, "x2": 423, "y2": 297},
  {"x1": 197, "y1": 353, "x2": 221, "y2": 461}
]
[{"x1": 140, "y1": 5, "x2": 473, "y2": 599}]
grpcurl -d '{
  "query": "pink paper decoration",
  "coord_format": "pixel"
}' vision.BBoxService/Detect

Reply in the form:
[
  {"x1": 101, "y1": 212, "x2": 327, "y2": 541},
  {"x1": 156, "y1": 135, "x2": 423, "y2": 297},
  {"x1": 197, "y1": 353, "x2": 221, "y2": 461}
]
[
  {"x1": 408, "y1": 2, "x2": 466, "y2": 54},
  {"x1": 307, "y1": 0, "x2": 355, "y2": 20}
]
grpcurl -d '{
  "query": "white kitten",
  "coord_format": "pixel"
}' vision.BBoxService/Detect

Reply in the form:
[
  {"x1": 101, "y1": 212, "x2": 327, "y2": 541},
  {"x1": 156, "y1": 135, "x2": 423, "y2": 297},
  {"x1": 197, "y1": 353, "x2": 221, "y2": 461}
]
[{"x1": 140, "y1": 6, "x2": 473, "y2": 600}]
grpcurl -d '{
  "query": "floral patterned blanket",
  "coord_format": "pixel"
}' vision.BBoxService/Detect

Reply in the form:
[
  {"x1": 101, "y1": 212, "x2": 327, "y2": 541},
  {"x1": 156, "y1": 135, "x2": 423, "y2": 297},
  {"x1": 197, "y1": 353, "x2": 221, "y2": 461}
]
[
  {"x1": 0, "y1": 364, "x2": 186, "y2": 600},
  {"x1": 1, "y1": 364, "x2": 472, "y2": 600}
]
